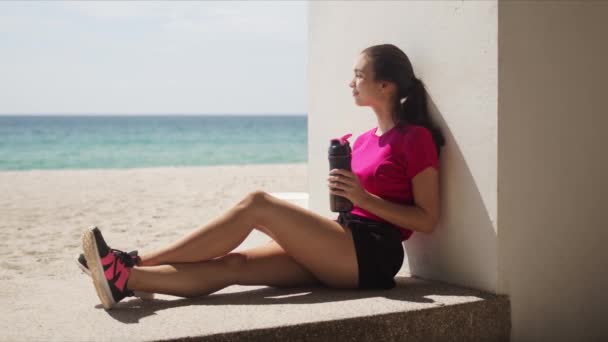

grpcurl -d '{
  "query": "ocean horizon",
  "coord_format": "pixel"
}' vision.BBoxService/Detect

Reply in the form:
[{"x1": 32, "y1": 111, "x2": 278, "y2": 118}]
[{"x1": 0, "y1": 114, "x2": 308, "y2": 171}]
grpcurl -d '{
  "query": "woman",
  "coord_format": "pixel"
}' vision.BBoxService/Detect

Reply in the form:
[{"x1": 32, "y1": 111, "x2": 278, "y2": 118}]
[{"x1": 78, "y1": 43, "x2": 445, "y2": 310}]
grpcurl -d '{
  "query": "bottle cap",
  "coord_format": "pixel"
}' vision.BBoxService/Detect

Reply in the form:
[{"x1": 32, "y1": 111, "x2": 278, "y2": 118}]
[
  {"x1": 339, "y1": 133, "x2": 352, "y2": 145},
  {"x1": 329, "y1": 133, "x2": 353, "y2": 156}
]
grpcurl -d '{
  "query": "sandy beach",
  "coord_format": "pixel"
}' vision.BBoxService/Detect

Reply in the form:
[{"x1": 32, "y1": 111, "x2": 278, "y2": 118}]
[{"x1": 0, "y1": 163, "x2": 307, "y2": 284}]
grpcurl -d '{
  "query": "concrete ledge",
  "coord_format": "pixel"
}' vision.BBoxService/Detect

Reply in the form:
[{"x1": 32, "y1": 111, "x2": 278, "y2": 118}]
[
  {"x1": 2, "y1": 193, "x2": 510, "y2": 341},
  {"x1": 164, "y1": 277, "x2": 510, "y2": 342},
  {"x1": 4, "y1": 268, "x2": 510, "y2": 342}
]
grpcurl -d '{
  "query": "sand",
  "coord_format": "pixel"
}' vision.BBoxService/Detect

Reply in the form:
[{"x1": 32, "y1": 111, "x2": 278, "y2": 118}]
[{"x1": 0, "y1": 163, "x2": 307, "y2": 284}]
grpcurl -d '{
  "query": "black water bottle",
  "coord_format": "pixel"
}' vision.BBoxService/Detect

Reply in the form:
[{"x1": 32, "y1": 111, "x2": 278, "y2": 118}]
[{"x1": 328, "y1": 133, "x2": 353, "y2": 213}]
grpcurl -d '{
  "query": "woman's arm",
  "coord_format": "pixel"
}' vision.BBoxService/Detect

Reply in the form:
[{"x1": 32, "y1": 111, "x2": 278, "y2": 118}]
[{"x1": 359, "y1": 167, "x2": 439, "y2": 234}]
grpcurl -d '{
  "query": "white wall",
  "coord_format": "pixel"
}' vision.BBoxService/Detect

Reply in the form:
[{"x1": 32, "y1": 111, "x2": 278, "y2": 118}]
[
  {"x1": 309, "y1": 1, "x2": 608, "y2": 341},
  {"x1": 498, "y1": 2, "x2": 607, "y2": 341},
  {"x1": 308, "y1": 1, "x2": 498, "y2": 292}
]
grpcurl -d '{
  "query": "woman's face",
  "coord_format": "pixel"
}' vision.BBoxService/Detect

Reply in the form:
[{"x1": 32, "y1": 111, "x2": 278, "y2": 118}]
[{"x1": 349, "y1": 54, "x2": 381, "y2": 107}]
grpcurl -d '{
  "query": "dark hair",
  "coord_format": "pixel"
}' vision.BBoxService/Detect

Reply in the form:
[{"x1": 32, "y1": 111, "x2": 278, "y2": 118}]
[{"x1": 361, "y1": 44, "x2": 445, "y2": 157}]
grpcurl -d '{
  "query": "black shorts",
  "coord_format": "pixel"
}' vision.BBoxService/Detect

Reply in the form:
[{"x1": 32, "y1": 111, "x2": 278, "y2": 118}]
[{"x1": 334, "y1": 211, "x2": 404, "y2": 290}]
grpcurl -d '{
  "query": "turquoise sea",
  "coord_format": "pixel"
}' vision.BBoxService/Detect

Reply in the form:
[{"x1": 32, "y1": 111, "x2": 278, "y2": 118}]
[{"x1": 0, "y1": 115, "x2": 307, "y2": 171}]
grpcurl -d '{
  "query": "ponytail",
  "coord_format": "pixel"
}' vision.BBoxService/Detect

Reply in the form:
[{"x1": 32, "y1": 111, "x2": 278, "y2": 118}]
[
  {"x1": 397, "y1": 77, "x2": 426, "y2": 125},
  {"x1": 394, "y1": 77, "x2": 444, "y2": 157}
]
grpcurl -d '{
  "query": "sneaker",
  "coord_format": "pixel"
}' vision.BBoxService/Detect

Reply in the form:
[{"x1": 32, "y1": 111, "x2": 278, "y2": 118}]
[
  {"x1": 76, "y1": 252, "x2": 154, "y2": 301},
  {"x1": 81, "y1": 226, "x2": 141, "y2": 309}
]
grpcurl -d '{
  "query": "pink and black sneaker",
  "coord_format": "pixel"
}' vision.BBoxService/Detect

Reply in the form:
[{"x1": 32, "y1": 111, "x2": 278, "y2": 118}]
[
  {"x1": 76, "y1": 251, "x2": 154, "y2": 301},
  {"x1": 81, "y1": 226, "x2": 139, "y2": 309}
]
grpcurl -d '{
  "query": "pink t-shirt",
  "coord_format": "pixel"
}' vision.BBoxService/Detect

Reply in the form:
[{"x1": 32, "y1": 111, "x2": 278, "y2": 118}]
[{"x1": 337, "y1": 124, "x2": 439, "y2": 241}]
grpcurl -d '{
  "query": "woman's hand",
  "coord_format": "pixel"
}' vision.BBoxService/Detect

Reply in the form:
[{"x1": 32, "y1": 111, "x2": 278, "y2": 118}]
[{"x1": 327, "y1": 169, "x2": 370, "y2": 207}]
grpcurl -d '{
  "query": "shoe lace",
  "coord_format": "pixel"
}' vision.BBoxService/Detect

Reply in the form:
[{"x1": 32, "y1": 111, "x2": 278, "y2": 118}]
[{"x1": 110, "y1": 248, "x2": 137, "y2": 268}]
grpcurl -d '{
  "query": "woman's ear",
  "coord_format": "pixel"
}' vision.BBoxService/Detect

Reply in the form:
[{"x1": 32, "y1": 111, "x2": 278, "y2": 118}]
[
  {"x1": 381, "y1": 82, "x2": 398, "y2": 96},
  {"x1": 379, "y1": 81, "x2": 390, "y2": 93}
]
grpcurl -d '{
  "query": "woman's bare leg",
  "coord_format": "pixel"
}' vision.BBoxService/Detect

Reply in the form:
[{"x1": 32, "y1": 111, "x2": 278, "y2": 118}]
[
  {"x1": 232, "y1": 240, "x2": 323, "y2": 288},
  {"x1": 127, "y1": 259, "x2": 236, "y2": 298},
  {"x1": 127, "y1": 241, "x2": 323, "y2": 298},
  {"x1": 138, "y1": 190, "x2": 359, "y2": 289},
  {"x1": 138, "y1": 194, "x2": 260, "y2": 267}
]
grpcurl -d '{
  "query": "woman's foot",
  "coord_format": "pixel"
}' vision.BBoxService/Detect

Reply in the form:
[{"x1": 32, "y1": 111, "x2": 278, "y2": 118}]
[
  {"x1": 76, "y1": 251, "x2": 155, "y2": 301},
  {"x1": 81, "y1": 226, "x2": 140, "y2": 309}
]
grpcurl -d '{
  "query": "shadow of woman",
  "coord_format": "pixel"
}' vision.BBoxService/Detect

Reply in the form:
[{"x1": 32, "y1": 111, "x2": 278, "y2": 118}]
[{"x1": 102, "y1": 275, "x2": 501, "y2": 324}]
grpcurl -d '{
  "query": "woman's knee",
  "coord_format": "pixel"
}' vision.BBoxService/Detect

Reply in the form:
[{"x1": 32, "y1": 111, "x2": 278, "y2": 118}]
[
  {"x1": 249, "y1": 190, "x2": 271, "y2": 205},
  {"x1": 236, "y1": 190, "x2": 271, "y2": 216}
]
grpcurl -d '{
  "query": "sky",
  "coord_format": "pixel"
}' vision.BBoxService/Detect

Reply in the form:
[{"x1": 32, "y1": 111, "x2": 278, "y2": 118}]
[{"x1": 0, "y1": 1, "x2": 307, "y2": 115}]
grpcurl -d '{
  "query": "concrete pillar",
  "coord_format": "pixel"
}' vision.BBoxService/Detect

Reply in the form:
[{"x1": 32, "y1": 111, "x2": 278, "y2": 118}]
[{"x1": 308, "y1": 1, "x2": 607, "y2": 340}]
